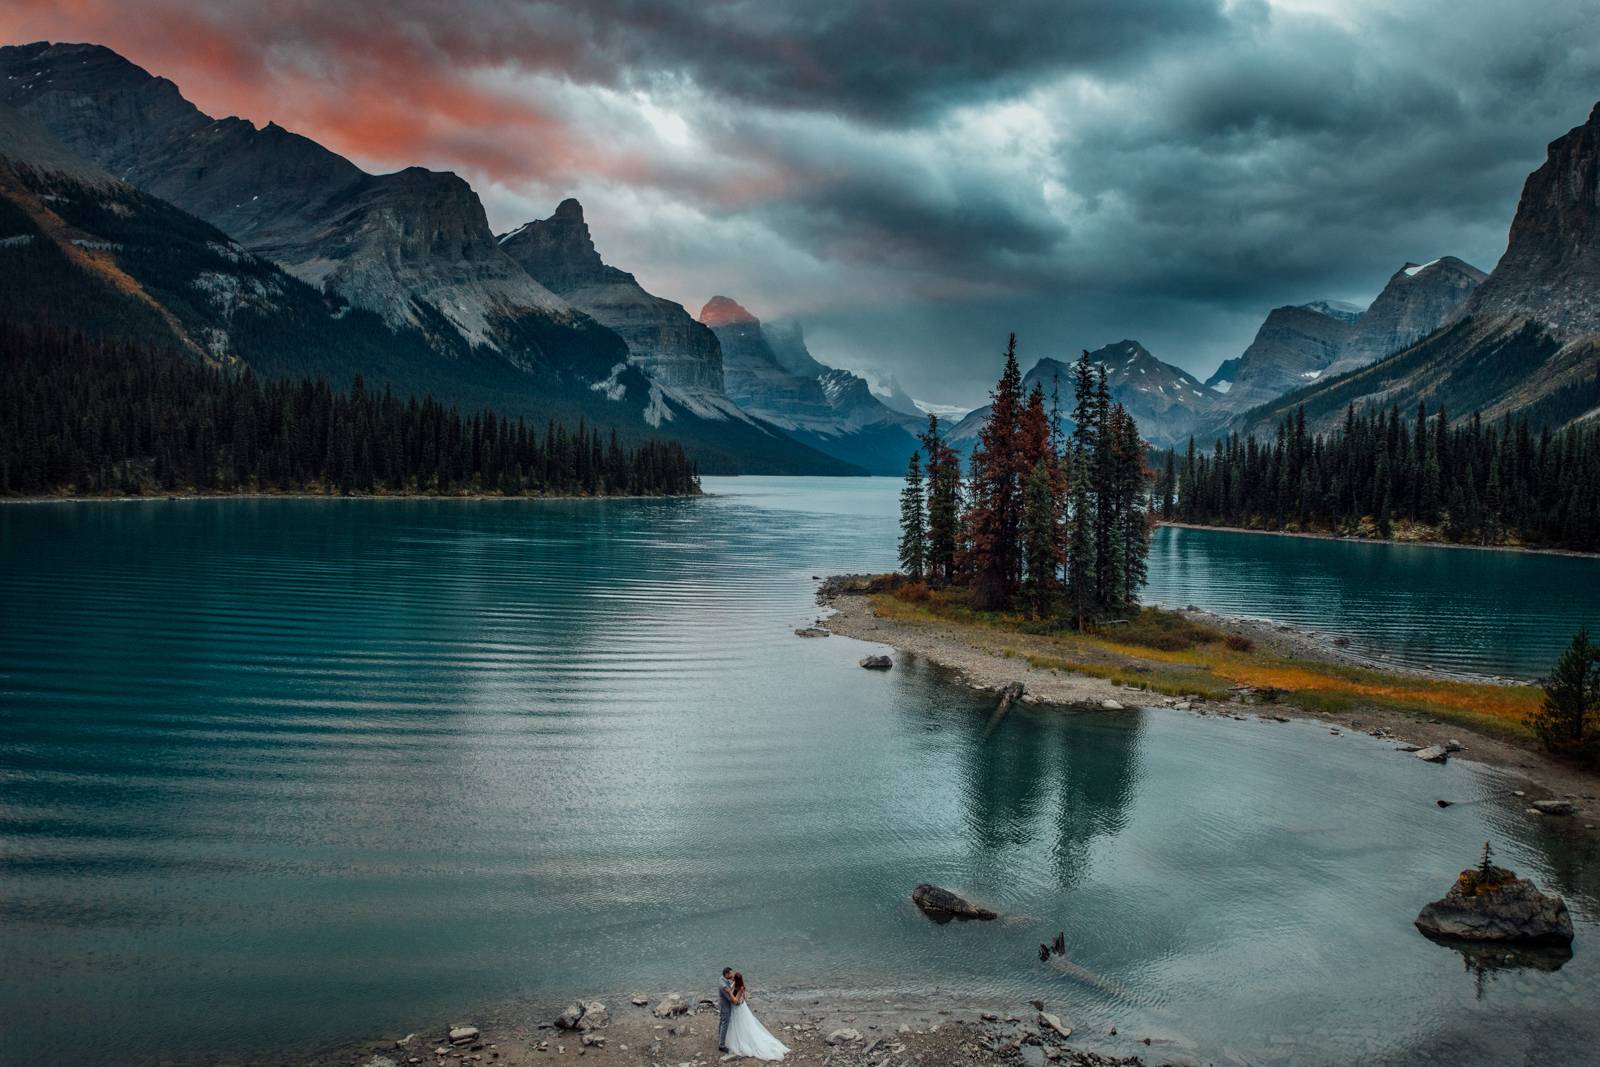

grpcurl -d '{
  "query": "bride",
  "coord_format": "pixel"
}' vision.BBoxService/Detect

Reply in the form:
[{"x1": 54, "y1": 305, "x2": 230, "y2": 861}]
[{"x1": 722, "y1": 971, "x2": 790, "y2": 1061}]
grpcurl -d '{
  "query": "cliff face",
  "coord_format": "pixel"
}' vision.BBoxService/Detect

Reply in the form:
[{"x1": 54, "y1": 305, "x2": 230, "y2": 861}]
[
  {"x1": 1323, "y1": 258, "x2": 1486, "y2": 377},
  {"x1": 1230, "y1": 102, "x2": 1600, "y2": 439},
  {"x1": 698, "y1": 296, "x2": 922, "y2": 473},
  {"x1": 701, "y1": 296, "x2": 834, "y2": 420},
  {"x1": 1467, "y1": 102, "x2": 1600, "y2": 335},
  {"x1": 498, "y1": 199, "x2": 725, "y2": 391},
  {"x1": 1219, "y1": 306, "x2": 1353, "y2": 411}
]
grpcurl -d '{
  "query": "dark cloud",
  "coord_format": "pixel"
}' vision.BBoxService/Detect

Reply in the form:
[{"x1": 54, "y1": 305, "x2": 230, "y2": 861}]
[{"x1": 4, "y1": 0, "x2": 1598, "y2": 403}]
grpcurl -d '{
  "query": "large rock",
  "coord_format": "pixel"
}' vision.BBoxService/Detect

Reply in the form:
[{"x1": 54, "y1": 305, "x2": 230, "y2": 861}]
[
  {"x1": 555, "y1": 1000, "x2": 608, "y2": 1031},
  {"x1": 652, "y1": 993, "x2": 690, "y2": 1018},
  {"x1": 859, "y1": 655, "x2": 893, "y2": 670},
  {"x1": 1532, "y1": 799, "x2": 1575, "y2": 816},
  {"x1": 912, "y1": 883, "x2": 997, "y2": 923},
  {"x1": 1414, "y1": 745, "x2": 1450, "y2": 763},
  {"x1": 1415, "y1": 865, "x2": 1574, "y2": 945}
]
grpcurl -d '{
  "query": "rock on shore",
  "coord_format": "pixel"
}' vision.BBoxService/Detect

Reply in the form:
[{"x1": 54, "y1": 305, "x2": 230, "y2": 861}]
[{"x1": 1415, "y1": 864, "x2": 1574, "y2": 945}]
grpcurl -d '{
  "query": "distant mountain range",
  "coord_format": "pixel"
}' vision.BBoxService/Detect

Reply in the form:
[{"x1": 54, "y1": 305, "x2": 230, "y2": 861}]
[
  {"x1": 949, "y1": 340, "x2": 1224, "y2": 453},
  {"x1": 697, "y1": 296, "x2": 923, "y2": 474},
  {"x1": 1, "y1": 40, "x2": 1595, "y2": 468},
  {"x1": 0, "y1": 40, "x2": 893, "y2": 475},
  {"x1": 1225, "y1": 103, "x2": 1600, "y2": 440}
]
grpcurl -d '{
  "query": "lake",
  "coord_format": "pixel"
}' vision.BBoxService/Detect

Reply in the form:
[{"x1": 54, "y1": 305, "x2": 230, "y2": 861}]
[{"x1": 2, "y1": 477, "x2": 1596, "y2": 1066}]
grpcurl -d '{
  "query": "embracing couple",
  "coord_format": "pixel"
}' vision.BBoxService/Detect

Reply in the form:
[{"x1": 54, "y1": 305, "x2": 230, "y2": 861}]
[{"x1": 716, "y1": 966, "x2": 789, "y2": 1061}]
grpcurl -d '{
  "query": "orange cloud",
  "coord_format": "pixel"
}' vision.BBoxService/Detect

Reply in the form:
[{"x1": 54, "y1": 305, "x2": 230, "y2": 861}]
[{"x1": 0, "y1": 0, "x2": 647, "y2": 185}]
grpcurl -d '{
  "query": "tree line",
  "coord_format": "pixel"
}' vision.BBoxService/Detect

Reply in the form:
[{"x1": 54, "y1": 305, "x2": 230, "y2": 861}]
[
  {"x1": 0, "y1": 326, "x2": 700, "y2": 498},
  {"x1": 899, "y1": 337, "x2": 1152, "y2": 622},
  {"x1": 1156, "y1": 402, "x2": 1600, "y2": 552}
]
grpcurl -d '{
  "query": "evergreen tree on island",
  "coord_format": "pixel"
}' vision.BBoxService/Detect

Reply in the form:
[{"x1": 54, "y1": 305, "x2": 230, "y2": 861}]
[
  {"x1": 898, "y1": 451, "x2": 926, "y2": 580},
  {"x1": 897, "y1": 337, "x2": 1153, "y2": 627},
  {"x1": 919, "y1": 414, "x2": 962, "y2": 585}
]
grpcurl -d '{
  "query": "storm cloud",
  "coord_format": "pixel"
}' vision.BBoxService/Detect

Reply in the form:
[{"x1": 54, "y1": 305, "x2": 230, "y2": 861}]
[{"x1": 3, "y1": 0, "x2": 1597, "y2": 403}]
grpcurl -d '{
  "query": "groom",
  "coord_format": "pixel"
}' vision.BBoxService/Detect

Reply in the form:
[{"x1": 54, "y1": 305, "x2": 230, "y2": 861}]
[{"x1": 717, "y1": 966, "x2": 735, "y2": 1053}]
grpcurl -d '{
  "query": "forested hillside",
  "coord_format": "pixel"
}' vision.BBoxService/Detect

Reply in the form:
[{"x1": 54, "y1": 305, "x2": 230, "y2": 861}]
[{"x1": 0, "y1": 326, "x2": 699, "y2": 498}]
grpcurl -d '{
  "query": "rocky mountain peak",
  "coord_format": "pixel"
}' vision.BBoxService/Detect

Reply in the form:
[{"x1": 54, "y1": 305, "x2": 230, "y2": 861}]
[
  {"x1": 1466, "y1": 100, "x2": 1600, "y2": 334},
  {"x1": 1321, "y1": 255, "x2": 1486, "y2": 376},
  {"x1": 497, "y1": 197, "x2": 605, "y2": 286},
  {"x1": 499, "y1": 200, "x2": 726, "y2": 391},
  {"x1": 699, "y1": 295, "x2": 759, "y2": 328}
]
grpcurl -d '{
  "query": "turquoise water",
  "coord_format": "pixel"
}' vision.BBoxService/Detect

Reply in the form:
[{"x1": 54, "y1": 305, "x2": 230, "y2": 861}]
[
  {"x1": 1, "y1": 477, "x2": 1596, "y2": 1066},
  {"x1": 1144, "y1": 525, "x2": 1599, "y2": 679}
]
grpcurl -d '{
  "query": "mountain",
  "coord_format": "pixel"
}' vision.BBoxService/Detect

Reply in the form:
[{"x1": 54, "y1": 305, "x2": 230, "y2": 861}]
[
  {"x1": 0, "y1": 99, "x2": 560, "y2": 401},
  {"x1": 949, "y1": 341, "x2": 1222, "y2": 452},
  {"x1": 1203, "y1": 356, "x2": 1242, "y2": 395},
  {"x1": 1321, "y1": 257, "x2": 1486, "y2": 377},
  {"x1": 0, "y1": 41, "x2": 855, "y2": 474},
  {"x1": 1231, "y1": 102, "x2": 1600, "y2": 437},
  {"x1": 1300, "y1": 299, "x2": 1366, "y2": 324},
  {"x1": 0, "y1": 43, "x2": 599, "y2": 368},
  {"x1": 697, "y1": 296, "x2": 922, "y2": 474},
  {"x1": 497, "y1": 198, "x2": 726, "y2": 392},
  {"x1": 1212, "y1": 304, "x2": 1354, "y2": 411}
]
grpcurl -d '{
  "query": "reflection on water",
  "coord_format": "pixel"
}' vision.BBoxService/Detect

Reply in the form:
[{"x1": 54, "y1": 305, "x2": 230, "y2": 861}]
[{"x1": 0, "y1": 478, "x2": 1596, "y2": 1067}]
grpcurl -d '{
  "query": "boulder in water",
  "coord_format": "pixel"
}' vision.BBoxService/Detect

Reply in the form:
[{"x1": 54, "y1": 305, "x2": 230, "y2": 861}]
[
  {"x1": 859, "y1": 655, "x2": 893, "y2": 670},
  {"x1": 912, "y1": 883, "x2": 997, "y2": 923},
  {"x1": 1415, "y1": 863, "x2": 1574, "y2": 945}
]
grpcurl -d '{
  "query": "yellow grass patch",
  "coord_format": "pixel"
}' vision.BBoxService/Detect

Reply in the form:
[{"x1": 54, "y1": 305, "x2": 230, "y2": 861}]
[{"x1": 868, "y1": 591, "x2": 1541, "y2": 739}]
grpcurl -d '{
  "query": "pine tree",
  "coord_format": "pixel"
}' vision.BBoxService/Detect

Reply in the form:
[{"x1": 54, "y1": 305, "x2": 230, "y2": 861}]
[
  {"x1": 1110, "y1": 405, "x2": 1151, "y2": 609},
  {"x1": 1065, "y1": 441, "x2": 1097, "y2": 629},
  {"x1": 920, "y1": 414, "x2": 961, "y2": 585},
  {"x1": 1021, "y1": 457, "x2": 1059, "y2": 618},
  {"x1": 898, "y1": 450, "x2": 926, "y2": 579},
  {"x1": 967, "y1": 334, "x2": 1027, "y2": 608},
  {"x1": 1530, "y1": 626, "x2": 1600, "y2": 767}
]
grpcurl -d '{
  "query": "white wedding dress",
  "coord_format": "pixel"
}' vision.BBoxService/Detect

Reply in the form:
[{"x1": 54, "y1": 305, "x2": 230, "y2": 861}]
[{"x1": 724, "y1": 1001, "x2": 790, "y2": 1061}]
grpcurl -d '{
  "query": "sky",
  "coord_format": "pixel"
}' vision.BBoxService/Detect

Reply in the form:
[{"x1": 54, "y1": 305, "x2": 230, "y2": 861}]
[{"x1": 3, "y1": 0, "x2": 1599, "y2": 405}]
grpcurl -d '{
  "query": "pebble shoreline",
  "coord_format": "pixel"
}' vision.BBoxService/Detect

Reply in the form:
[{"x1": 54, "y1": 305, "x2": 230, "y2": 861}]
[{"x1": 294, "y1": 994, "x2": 1164, "y2": 1067}]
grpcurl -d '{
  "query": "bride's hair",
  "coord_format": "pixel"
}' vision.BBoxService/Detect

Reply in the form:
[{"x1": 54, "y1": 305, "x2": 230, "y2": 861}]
[{"x1": 731, "y1": 971, "x2": 746, "y2": 997}]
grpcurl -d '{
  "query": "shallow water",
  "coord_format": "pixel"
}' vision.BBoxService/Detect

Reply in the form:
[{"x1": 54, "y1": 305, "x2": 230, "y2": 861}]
[
  {"x1": 1, "y1": 478, "x2": 1596, "y2": 1066},
  {"x1": 1143, "y1": 524, "x2": 1599, "y2": 679}
]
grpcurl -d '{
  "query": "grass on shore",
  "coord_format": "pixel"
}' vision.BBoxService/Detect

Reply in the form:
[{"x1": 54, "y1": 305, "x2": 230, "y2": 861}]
[{"x1": 865, "y1": 581, "x2": 1542, "y2": 742}]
